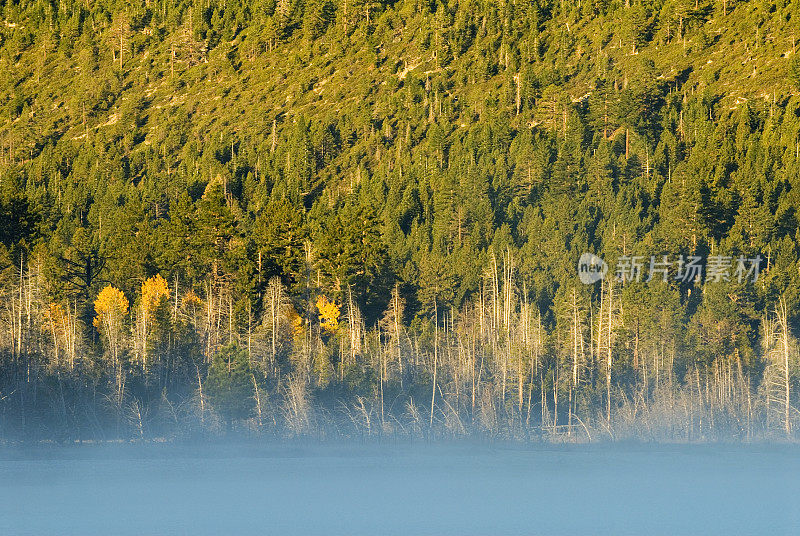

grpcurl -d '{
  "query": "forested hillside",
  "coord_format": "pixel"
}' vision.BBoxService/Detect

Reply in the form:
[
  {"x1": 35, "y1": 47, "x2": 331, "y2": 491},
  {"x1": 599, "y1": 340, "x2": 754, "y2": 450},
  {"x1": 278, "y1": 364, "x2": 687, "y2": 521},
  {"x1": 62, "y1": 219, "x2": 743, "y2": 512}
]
[{"x1": 1, "y1": 0, "x2": 800, "y2": 441}]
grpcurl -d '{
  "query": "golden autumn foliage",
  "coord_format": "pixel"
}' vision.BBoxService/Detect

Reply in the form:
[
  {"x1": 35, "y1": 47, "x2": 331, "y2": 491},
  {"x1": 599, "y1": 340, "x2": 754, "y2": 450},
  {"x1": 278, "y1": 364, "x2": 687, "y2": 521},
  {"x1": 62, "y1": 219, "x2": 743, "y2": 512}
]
[
  {"x1": 316, "y1": 295, "x2": 340, "y2": 335},
  {"x1": 47, "y1": 303, "x2": 66, "y2": 329},
  {"x1": 141, "y1": 274, "x2": 170, "y2": 316},
  {"x1": 287, "y1": 308, "x2": 305, "y2": 342},
  {"x1": 134, "y1": 274, "x2": 171, "y2": 368},
  {"x1": 93, "y1": 285, "x2": 129, "y2": 331},
  {"x1": 182, "y1": 290, "x2": 202, "y2": 308}
]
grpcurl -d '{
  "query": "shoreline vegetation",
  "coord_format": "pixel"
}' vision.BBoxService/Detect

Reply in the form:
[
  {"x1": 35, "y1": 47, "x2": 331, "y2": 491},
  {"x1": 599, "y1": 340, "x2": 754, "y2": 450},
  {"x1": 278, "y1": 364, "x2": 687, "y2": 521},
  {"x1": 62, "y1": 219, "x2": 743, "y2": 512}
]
[{"x1": 2, "y1": 0, "x2": 800, "y2": 443}]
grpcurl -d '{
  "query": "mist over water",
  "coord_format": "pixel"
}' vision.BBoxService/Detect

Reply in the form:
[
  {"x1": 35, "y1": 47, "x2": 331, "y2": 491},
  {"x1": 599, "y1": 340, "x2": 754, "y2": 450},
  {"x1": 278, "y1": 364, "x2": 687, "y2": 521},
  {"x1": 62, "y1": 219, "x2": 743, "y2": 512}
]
[{"x1": 1, "y1": 442, "x2": 798, "y2": 535}]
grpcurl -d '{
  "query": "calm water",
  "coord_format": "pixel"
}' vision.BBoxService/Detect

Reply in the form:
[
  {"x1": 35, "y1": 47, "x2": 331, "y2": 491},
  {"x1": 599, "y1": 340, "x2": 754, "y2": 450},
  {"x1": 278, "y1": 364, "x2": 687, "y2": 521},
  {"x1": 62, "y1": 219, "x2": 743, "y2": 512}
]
[{"x1": 0, "y1": 442, "x2": 798, "y2": 535}]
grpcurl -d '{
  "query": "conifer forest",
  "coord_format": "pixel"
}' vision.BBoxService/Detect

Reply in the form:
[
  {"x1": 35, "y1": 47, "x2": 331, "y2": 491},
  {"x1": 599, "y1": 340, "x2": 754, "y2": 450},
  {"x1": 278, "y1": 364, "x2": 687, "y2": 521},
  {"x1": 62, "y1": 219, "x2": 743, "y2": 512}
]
[{"x1": 2, "y1": 0, "x2": 800, "y2": 442}]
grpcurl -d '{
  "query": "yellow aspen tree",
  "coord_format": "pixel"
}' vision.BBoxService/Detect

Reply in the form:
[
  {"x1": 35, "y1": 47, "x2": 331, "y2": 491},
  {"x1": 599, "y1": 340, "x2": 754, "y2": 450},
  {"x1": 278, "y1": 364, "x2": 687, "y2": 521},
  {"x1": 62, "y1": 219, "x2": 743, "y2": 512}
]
[
  {"x1": 288, "y1": 308, "x2": 305, "y2": 343},
  {"x1": 137, "y1": 274, "x2": 169, "y2": 370},
  {"x1": 94, "y1": 285, "x2": 129, "y2": 400},
  {"x1": 316, "y1": 295, "x2": 340, "y2": 335},
  {"x1": 314, "y1": 295, "x2": 340, "y2": 386}
]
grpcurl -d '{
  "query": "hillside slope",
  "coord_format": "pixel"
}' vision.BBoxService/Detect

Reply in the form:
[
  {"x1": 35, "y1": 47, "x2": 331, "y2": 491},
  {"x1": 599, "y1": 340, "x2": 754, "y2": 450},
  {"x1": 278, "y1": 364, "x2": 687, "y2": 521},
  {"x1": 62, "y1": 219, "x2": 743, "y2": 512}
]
[{"x1": 1, "y1": 0, "x2": 800, "y2": 440}]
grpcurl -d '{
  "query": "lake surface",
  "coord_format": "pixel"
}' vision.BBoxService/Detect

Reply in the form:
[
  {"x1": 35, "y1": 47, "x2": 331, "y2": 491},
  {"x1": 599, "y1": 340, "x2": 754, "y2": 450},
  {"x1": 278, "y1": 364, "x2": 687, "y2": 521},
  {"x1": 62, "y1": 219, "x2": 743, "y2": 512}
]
[{"x1": 0, "y1": 442, "x2": 798, "y2": 535}]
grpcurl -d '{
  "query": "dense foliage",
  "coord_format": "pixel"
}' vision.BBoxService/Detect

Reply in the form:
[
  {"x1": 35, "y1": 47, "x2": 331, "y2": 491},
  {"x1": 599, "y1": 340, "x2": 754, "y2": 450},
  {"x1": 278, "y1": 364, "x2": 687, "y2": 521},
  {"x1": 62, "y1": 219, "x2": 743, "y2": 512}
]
[{"x1": 1, "y1": 0, "x2": 799, "y2": 441}]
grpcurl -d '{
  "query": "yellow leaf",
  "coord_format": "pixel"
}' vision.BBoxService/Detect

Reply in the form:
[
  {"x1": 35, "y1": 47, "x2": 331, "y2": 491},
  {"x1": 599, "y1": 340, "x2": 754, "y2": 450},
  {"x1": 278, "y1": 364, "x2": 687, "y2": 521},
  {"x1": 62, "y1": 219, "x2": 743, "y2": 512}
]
[
  {"x1": 316, "y1": 295, "x2": 340, "y2": 335},
  {"x1": 141, "y1": 274, "x2": 169, "y2": 316},
  {"x1": 93, "y1": 285, "x2": 128, "y2": 330}
]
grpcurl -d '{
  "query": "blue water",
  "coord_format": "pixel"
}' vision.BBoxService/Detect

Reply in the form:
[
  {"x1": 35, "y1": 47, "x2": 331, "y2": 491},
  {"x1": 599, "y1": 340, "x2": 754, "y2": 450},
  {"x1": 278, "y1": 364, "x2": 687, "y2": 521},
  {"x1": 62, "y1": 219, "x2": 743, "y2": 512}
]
[{"x1": 0, "y1": 443, "x2": 798, "y2": 535}]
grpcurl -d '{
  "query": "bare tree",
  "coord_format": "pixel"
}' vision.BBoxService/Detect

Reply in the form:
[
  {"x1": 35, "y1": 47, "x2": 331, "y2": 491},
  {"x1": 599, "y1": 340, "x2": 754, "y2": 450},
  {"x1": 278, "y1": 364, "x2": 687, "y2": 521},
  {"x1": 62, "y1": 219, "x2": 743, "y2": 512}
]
[{"x1": 762, "y1": 297, "x2": 795, "y2": 438}]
